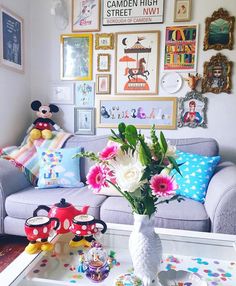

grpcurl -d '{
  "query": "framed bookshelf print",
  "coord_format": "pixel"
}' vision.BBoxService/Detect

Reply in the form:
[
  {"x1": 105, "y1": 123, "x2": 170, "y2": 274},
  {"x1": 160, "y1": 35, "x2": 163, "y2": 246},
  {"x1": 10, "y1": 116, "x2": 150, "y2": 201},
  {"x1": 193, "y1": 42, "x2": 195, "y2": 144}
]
[
  {"x1": 0, "y1": 6, "x2": 24, "y2": 73},
  {"x1": 60, "y1": 34, "x2": 93, "y2": 80}
]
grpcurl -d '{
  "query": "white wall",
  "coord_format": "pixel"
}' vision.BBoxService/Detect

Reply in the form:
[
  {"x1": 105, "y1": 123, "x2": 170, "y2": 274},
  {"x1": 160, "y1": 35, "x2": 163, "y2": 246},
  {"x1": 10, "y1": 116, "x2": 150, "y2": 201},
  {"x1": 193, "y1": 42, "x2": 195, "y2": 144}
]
[
  {"x1": 29, "y1": 0, "x2": 236, "y2": 163},
  {"x1": 0, "y1": 0, "x2": 31, "y2": 146}
]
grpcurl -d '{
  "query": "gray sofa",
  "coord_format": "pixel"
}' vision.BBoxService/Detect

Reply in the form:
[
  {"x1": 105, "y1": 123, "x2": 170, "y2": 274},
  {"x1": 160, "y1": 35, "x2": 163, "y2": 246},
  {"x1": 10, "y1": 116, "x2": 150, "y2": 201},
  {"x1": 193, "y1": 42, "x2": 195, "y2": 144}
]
[{"x1": 1, "y1": 135, "x2": 236, "y2": 236}]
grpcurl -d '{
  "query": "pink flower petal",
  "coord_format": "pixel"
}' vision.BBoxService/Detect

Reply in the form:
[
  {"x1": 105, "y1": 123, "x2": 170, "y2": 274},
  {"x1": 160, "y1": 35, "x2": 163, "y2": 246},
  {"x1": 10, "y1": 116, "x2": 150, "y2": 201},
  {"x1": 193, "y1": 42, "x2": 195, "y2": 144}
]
[
  {"x1": 150, "y1": 174, "x2": 178, "y2": 197},
  {"x1": 86, "y1": 164, "x2": 107, "y2": 192}
]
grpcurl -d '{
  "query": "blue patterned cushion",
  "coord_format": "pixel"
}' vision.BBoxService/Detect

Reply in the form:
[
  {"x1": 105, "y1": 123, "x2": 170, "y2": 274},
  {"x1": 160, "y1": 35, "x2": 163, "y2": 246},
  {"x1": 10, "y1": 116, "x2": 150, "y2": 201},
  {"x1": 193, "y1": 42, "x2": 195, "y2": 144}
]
[
  {"x1": 173, "y1": 150, "x2": 221, "y2": 203},
  {"x1": 37, "y1": 147, "x2": 84, "y2": 189}
]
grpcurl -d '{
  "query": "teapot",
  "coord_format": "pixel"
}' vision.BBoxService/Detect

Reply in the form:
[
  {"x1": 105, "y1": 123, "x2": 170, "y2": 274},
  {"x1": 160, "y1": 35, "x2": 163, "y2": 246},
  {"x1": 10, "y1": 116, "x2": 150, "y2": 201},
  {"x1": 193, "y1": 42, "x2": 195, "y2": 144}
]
[{"x1": 33, "y1": 198, "x2": 89, "y2": 234}]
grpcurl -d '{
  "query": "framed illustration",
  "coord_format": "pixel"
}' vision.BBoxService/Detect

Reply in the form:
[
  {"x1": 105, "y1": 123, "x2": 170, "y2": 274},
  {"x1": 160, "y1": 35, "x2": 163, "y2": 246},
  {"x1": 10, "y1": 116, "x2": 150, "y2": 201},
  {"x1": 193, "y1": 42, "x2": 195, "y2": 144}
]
[
  {"x1": 60, "y1": 34, "x2": 93, "y2": 80},
  {"x1": 115, "y1": 31, "x2": 160, "y2": 95},
  {"x1": 74, "y1": 107, "x2": 95, "y2": 135},
  {"x1": 97, "y1": 53, "x2": 110, "y2": 72},
  {"x1": 164, "y1": 25, "x2": 198, "y2": 72},
  {"x1": 201, "y1": 53, "x2": 232, "y2": 94},
  {"x1": 203, "y1": 8, "x2": 235, "y2": 51},
  {"x1": 95, "y1": 33, "x2": 114, "y2": 50},
  {"x1": 0, "y1": 6, "x2": 24, "y2": 73},
  {"x1": 49, "y1": 82, "x2": 74, "y2": 105},
  {"x1": 174, "y1": 0, "x2": 192, "y2": 22},
  {"x1": 96, "y1": 96, "x2": 177, "y2": 129},
  {"x1": 72, "y1": 0, "x2": 100, "y2": 32},
  {"x1": 103, "y1": 0, "x2": 164, "y2": 25},
  {"x1": 96, "y1": 74, "x2": 111, "y2": 94},
  {"x1": 75, "y1": 81, "x2": 95, "y2": 107},
  {"x1": 178, "y1": 91, "x2": 207, "y2": 128}
]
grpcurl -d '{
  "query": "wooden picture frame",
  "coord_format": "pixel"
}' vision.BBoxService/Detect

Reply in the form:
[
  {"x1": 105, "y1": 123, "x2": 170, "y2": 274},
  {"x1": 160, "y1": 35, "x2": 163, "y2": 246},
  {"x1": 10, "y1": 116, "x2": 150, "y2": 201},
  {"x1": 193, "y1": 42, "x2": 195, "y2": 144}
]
[
  {"x1": 203, "y1": 8, "x2": 235, "y2": 51},
  {"x1": 96, "y1": 96, "x2": 177, "y2": 129},
  {"x1": 60, "y1": 34, "x2": 93, "y2": 80},
  {"x1": 0, "y1": 6, "x2": 24, "y2": 73},
  {"x1": 178, "y1": 91, "x2": 207, "y2": 128},
  {"x1": 95, "y1": 33, "x2": 114, "y2": 50},
  {"x1": 74, "y1": 107, "x2": 95, "y2": 135},
  {"x1": 75, "y1": 81, "x2": 95, "y2": 107},
  {"x1": 72, "y1": 0, "x2": 100, "y2": 32},
  {"x1": 201, "y1": 53, "x2": 233, "y2": 94},
  {"x1": 115, "y1": 31, "x2": 160, "y2": 95},
  {"x1": 174, "y1": 0, "x2": 192, "y2": 22},
  {"x1": 164, "y1": 25, "x2": 198, "y2": 72},
  {"x1": 97, "y1": 53, "x2": 110, "y2": 72},
  {"x1": 49, "y1": 82, "x2": 74, "y2": 105},
  {"x1": 96, "y1": 74, "x2": 111, "y2": 94}
]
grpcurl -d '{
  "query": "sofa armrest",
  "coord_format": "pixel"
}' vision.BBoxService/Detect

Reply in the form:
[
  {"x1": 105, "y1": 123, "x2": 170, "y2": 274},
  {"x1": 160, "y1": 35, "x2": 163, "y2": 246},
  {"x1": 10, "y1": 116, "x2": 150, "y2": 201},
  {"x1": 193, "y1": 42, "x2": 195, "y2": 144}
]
[
  {"x1": 204, "y1": 161, "x2": 236, "y2": 234},
  {"x1": 0, "y1": 159, "x2": 30, "y2": 233}
]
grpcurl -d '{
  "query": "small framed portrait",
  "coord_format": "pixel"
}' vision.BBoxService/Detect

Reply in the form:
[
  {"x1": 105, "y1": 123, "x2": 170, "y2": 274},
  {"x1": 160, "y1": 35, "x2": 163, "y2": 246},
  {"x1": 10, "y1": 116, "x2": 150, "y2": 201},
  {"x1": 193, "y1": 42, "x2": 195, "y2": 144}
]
[
  {"x1": 174, "y1": 0, "x2": 192, "y2": 22},
  {"x1": 74, "y1": 107, "x2": 95, "y2": 135},
  {"x1": 75, "y1": 81, "x2": 95, "y2": 107},
  {"x1": 178, "y1": 91, "x2": 207, "y2": 128},
  {"x1": 203, "y1": 8, "x2": 235, "y2": 51},
  {"x1": 97, "y1": 53, "x2": 110, "y2": 72},
  {"x1": 95, "y1": 33, "x2": 114, "y2": 50},
  {"x1": 201, "y1": 53, "x2": 232, "y2": 94},
  {"x1": 49, "y1": 82, "x2": 74, "y2": 105},
  {"x1": 0, "y1": 6, "x2": 24, "y2": 73},
  {"x1": 96, "y1": 74, "x2": 111, "y2": 94}
]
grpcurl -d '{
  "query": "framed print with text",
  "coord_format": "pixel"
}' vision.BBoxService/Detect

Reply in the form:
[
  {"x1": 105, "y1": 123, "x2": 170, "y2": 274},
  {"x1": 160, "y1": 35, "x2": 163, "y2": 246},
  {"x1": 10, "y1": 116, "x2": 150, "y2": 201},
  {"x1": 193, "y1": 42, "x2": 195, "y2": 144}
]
[{"x1": 95, "y1": 33, "x2": 114, "y2": 50}]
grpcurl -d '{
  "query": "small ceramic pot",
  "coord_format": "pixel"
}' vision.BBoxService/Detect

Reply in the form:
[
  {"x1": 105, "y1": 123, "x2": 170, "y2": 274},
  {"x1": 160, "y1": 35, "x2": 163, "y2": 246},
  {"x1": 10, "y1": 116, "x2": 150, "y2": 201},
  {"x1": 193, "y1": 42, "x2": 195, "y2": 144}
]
[
  {"x1": 70, "y1": 214, "x2": 107, "y2": 237},
  {"x1": 24, "y1": 216, "x2": 59, "y2": 241}
]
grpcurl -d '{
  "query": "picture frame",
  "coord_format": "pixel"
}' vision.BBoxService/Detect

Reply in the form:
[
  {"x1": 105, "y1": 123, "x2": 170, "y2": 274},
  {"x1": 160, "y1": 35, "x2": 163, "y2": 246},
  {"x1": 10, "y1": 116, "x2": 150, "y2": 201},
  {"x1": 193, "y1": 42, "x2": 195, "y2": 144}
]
[
  {"x1": 74, "y1": 107, "x2": 95, "y2": 135},
  {"x1": 203, "y1": 8, "x2": 235, "y2": 51},
  {"x1": 95, "y1": 33, "x2": 114, "y2": 50},
  {"x1": 96, "y1": 74, "x2": 111, "y2": 94},
  {"x1": 60, "y1": 34, "x2": 93, "y2": 80},
  {"x1": 164, "y1": 25, "x2": 198, "y2": 72},
  {"x1": 96, "y1": 96, "x2": 177, "y2": 129},
  {"x1": 0, "y1": 6, "x2": 24, "y2": 73},
  {"x1": 49, "y1": 82, "x2": 74, "y2": 105},
  {"x1": 174, "y1": 0, "x2": 192, "y2": 22},
  {"x1": 103, "y1": 0, "x2": 164, "y2": 25},
  {"x1": 178, "y1": 91, "x2": 207, "y2": 128},
  {"x1": 115, "y1": 31, "x2": 160, "y2": 95},
  {"x1": 201, "y1": 53, "x2": 233, "y2": 94},
  {"x1": 72, "y1": 0, "x2": 100, "y2": 32},
  {"x1": 75, "y1": 81, "x2": 95, "y2": 107},
  {"x1": 97, "y1": 53, "x2": 110, "y2": 72}
]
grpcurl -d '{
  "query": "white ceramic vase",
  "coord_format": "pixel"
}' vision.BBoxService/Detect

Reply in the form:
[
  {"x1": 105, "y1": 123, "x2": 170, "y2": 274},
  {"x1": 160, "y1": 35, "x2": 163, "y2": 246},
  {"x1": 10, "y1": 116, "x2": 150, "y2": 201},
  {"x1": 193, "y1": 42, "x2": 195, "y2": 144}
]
[{"x1": 129, "y1": 213, "x2": 162, "y2": 286}]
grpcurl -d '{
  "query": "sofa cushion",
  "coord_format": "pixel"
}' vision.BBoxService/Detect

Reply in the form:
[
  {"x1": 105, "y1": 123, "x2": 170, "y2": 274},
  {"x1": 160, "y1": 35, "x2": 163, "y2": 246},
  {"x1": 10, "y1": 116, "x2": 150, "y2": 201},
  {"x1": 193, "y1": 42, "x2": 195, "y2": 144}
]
[
  {"x1": 5, "y1": 185, "x2": 107, "y2": 220},
  {"x1": 100, "y1": 196, "x2": 210, "y2": 232}
]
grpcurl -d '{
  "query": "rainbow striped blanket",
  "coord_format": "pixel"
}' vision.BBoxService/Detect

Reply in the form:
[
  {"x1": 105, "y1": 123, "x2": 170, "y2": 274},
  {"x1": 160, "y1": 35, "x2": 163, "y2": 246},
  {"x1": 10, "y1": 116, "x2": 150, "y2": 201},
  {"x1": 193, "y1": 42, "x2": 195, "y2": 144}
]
[{"x1": 0, "y1": 131, "x2": 72, "y2": 186}]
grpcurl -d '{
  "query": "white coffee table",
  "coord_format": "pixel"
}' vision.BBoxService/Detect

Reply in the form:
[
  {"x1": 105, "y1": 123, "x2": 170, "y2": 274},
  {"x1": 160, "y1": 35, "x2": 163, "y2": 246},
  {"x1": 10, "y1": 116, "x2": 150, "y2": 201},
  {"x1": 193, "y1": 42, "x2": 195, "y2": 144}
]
[{"x1": 1, "y1": 223, "x2": 236, "y2": 286}]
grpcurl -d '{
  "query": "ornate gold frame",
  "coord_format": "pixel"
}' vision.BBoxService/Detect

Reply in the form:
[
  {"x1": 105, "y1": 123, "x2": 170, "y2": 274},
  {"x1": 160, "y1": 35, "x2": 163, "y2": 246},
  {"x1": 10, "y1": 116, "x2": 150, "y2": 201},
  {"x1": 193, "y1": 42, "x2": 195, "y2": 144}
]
[
  {"x1": 97, "y1": 53, "x2": 110, "y2": 72},
  {"x1": 201, "y1": 53, "x2": 233, "y2": 94},
  {"x1": 95, "y1": 33, "x2": 114, "y2": 50},
  {"x1": 203, "y1": 8, "x2": 235, "y2": 50}
]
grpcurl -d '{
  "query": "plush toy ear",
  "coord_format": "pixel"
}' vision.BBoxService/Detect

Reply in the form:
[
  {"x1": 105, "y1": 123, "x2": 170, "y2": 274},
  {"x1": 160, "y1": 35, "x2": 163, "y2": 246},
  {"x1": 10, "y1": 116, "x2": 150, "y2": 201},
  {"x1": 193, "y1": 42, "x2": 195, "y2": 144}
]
[
  {"x1": 49, "y1": 104, "x2": 59, "y2": 113},
  {"x1": 31, "y1": 100, "x2": 42, "y2": 111}
]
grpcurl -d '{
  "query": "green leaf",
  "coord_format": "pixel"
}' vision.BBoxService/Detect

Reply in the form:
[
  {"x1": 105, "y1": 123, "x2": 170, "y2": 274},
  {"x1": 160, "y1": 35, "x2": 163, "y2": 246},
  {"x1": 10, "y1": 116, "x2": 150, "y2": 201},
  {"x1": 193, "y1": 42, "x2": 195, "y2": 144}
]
[
  {"x1": 168, "y1": 156, "x2": 182, "y2": 176},
  {"x1": 143, "y1": 194, "x2": 155, "y2": 217},
  {"x1": 139, "y1": 136, "x2": 152, "y2": 164},
  {"x1": 139, "y1": 144, "x2": 149, "y2": 166},
  {"x1": 125, "y1": 125, "x2": 138, "y2": 147},
  {"x1": 118, "y1": 122, "x2": 126, "y2": 140},
  {"x1": 159, "y1": 131, "x2": 168, "y2": 153}
]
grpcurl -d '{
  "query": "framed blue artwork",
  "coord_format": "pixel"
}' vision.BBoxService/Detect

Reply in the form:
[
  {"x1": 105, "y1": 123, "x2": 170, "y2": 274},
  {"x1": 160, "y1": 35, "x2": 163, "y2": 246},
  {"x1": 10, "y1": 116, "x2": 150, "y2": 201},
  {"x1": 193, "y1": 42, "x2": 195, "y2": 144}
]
[
  {"x1": 0, "y1": 6, "x2": 24, "y2": 73},
  {"x1": 75, "y1": 81, "x2": 95, "y2": 107}
]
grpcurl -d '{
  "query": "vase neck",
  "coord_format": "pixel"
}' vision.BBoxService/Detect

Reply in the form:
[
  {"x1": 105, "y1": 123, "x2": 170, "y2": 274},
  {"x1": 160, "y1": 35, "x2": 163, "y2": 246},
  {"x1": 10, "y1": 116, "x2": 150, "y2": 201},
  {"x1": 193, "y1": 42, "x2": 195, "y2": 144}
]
[{"x1": 133, "y1": 213, "x2": 155, "y2": 233}]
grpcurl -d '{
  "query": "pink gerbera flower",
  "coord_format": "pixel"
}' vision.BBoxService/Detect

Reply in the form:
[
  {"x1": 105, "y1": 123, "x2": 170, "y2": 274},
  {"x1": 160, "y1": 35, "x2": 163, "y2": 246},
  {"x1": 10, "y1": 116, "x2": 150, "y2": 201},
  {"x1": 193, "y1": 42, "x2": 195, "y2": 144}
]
[
  {"x1": 86, "y1": 164, "x2": 108, "y2": 193},
  {"x1": 99, "y1": 143, "x2": 119, "y2": 161},
  {"x1": 150, "y1": 174, "x2": 178, "y2": 197}
]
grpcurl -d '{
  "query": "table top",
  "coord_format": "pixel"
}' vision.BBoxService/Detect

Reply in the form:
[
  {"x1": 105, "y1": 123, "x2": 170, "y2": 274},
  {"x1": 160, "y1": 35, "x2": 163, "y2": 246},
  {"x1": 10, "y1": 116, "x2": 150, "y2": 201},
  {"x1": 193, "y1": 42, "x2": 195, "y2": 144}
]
[{"x1": 1, "y1": 223, "x2": 236, "y2": 286}]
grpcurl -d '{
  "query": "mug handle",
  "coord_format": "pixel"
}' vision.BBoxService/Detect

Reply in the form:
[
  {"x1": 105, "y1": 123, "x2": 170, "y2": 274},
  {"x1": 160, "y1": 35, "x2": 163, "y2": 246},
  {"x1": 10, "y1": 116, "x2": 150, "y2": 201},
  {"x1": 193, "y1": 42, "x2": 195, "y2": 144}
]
[
  {"x1": 33, "y1": 205, "x2": 50, "y2": 217},
  {"x1": 49, "y1": 217, "x2": 60, "y2": 230},
  {"x1": 94, "y1": 219, "x2": 107, "y2": 234}
]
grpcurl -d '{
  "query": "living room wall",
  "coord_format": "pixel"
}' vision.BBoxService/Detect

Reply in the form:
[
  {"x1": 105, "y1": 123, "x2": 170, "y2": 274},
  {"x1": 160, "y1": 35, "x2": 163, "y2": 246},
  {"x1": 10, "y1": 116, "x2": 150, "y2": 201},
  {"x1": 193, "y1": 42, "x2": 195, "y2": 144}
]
[
  {"x1": 27, "y1": 0, "x2": 235, "y2": 163},
  {"x1": 0, "y1": 0, "x2": 31, "y2": 147}
]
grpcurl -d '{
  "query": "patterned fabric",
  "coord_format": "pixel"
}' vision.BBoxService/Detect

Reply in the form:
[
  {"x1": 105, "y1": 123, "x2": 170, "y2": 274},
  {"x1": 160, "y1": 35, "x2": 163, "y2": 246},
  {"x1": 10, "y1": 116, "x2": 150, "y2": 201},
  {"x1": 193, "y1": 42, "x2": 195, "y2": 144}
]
[
  {"x1": 0, "y1": 132, "x2": 72, "y2": 186},
  {"x1": 173, "y1": 150, "x2": 221, "y2": 203},
  {"x1": 37, "y1": 147, "x2": 84, "y2": 189}
]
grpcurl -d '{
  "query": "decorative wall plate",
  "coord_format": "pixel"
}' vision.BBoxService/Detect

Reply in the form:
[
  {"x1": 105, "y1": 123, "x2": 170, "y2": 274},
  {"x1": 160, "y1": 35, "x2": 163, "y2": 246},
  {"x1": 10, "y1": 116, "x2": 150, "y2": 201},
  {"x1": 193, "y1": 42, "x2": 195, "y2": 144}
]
[
  {"x1": 158, "y1": 269, "x2": 208, "y2": 286},
  {"x1": 161, "y1": 72, "x2": 183, "y2": 94}
]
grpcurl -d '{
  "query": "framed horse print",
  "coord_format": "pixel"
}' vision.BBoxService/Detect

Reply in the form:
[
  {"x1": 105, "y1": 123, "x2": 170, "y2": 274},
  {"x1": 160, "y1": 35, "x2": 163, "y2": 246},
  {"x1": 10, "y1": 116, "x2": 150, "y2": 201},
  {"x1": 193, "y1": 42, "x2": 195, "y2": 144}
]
[{"x1": 115, "y1": 31, "x2": 160, "y2": 95}]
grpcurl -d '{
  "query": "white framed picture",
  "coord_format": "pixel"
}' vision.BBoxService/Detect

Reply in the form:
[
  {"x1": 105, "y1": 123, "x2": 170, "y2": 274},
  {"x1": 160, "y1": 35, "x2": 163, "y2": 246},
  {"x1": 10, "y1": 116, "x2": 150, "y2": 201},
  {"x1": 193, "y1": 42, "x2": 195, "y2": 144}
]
[
  {"x1": 75, "y1": 81, "x2": 95, "y2": 107},
  {"x1": 49, "y1": 82, "x2": 74, "y2": 105},
  {"x1": 74, "y1": 107, "x2": 95, "y2": 135}
]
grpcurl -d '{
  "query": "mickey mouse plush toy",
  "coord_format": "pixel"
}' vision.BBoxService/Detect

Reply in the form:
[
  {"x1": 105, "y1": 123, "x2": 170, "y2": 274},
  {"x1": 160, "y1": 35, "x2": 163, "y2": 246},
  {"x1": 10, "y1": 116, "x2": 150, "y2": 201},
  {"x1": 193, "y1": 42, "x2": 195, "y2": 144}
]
[{"x1": 28, "y1": 100, "x2": 62, "y2": 140}]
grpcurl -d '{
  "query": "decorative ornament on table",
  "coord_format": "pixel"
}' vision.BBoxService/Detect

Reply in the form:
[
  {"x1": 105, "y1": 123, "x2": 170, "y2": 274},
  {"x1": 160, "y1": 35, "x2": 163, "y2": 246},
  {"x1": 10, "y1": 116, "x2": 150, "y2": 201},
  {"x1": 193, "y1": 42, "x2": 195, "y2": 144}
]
[
  {"x1": 178, "y1": 73, "x2": 208, "y2": 129},
  {"x1": 76, "y1": 123, "x2": 184, "y2": 286},
  {"x1": 27, "y1": 100, "x2": 62, "y2": 141}
]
